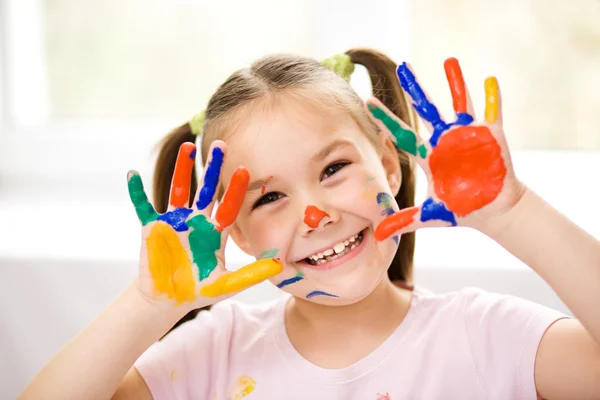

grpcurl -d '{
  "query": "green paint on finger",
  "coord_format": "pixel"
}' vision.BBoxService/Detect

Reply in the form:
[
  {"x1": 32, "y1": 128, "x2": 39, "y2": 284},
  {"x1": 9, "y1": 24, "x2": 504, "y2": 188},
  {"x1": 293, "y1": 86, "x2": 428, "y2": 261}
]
[
  {"x1": 258, "y1": 248, "x2": 279, "y2": 259},
  {"x1": 127, "y1": 172, "x2": 158, "y2": 225},
  {"x1": 418, "y1": 144, "x2": 427, "y2": 158},
  {"x1": 187, "y1": 215, "x2": 221, "y2": 280},
  {"x1": 367, "y1": 103, "x2": 417, "y2": 156}
]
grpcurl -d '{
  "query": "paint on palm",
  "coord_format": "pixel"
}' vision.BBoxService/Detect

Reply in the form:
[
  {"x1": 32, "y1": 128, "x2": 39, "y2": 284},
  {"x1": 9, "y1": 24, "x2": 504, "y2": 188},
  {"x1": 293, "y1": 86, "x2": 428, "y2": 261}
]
[
  {"x1": 128, "y1": 144, "x2": 283, "y2": 303},
  {"x1": 367, "y1": 58, "x2": 506, "y2": 240}
]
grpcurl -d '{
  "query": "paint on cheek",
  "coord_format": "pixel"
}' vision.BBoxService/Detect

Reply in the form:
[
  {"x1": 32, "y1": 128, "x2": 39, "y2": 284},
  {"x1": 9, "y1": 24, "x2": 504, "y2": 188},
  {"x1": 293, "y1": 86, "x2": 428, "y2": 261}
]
[
  {"x1": 186, "y1": 214, "x2": 221, "y2": 280},
  {"x1": 258, "y1": 248, "x2": 279, "y2": 259},
  {"x1": 215, "y1": 167, "x2": 250, "y2": 230},
  {"x1": 156, "y1": 207, "x2": 193, "y2": 232},
  {"x1": 367, "y1": 103, "x2": 418, "y2": 156},
  {"x1": 146, "y1": 222, "x2": 196, "y2": 303},
  {"x1": 361, "y1": 176, "x2": 378, "y2": 199},
  {"x1": 276, "y1": 272, "x2": 304, "y2": 289},
  {"x1": 196, "y1": 147, "x2": 224, "y2": 210},
  {"x1": 261, "y1": 176, "x2": 274, "y2": 195},
  {"x1": 304, "y1": 205, "x2": 330, "y2": 229},
  {"x1": 306, "y1": 290, "x2": 339, "y2": 299},
  {"x1": 429, "y1": 125, "x2": 506, "y2": 216},
  {"x1": 200, "y1": 258, "x2": 283, "y2": 297},
  {"x1": 376, "y1": 192, "x2": 396, "y2": 217}
]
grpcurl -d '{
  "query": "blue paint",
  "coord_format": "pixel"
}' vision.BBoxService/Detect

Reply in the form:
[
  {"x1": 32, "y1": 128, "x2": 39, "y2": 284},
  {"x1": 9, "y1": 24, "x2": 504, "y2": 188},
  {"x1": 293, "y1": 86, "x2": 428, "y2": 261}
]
[
  {"x1": 195, "y1": 147, "x2": 224, "y2": 210},
  {"x1": 392, "y1": 235, "x2": 399, "y2": 245},
  {"x1": 420, "y1": 197, "x2": 457, "y2": 226},
  {"x1": 189, "y1": 148, "x2": 196, "y2": 160},
  {"x1": 157, "y1": 207, "x2": 194, "y2": 231},
  {"x1": 276, "y1": 275, "x2": 304, "y2": 289},
  {"x1": 377, "y1": 192, "x2": 396, "y2": 217},
  {"x1": 306, "y1": 290, "x2": 339, "y2": 299},
  {"x1": 396, "y1": 63, "x2": 474, "y2": 148}
]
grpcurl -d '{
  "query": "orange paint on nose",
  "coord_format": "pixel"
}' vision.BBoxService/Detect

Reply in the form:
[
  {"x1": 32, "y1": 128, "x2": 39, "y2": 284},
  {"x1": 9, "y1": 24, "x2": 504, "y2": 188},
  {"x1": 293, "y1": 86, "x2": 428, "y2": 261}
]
[
  {"x1": 215, "y1": 167, "x2": 250, "y2": 230},
  {"x1": 304, "y1": 205, "x2": 329, "y2": 229}
]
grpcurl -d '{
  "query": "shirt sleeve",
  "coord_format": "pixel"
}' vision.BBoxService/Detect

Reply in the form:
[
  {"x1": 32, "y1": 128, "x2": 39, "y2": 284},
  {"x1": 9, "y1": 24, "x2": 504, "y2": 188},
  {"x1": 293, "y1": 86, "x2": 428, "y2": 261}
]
[
  {"x1": 134, "y1": 302, "x2": 234, "y2": 400},
  {"x1": 462, "y1": 288, "x2": 569, "y2": 400}
]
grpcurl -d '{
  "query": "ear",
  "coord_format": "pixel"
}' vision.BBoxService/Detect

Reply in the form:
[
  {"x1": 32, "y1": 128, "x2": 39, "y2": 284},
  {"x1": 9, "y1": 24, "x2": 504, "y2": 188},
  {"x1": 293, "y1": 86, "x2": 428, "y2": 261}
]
[
  {"x1": 380, "y1": 135, "x2": 402, "y2": 196},
  {"x1": 229, "y1": 224, "x2": 255, "y2": 257}
]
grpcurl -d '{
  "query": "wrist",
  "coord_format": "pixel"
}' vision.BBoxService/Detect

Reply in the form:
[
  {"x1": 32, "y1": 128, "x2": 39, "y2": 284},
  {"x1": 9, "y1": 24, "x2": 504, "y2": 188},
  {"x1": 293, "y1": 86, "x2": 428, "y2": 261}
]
[{"x1": 476, "y1": 184, "x2": 532, "y2": 240}]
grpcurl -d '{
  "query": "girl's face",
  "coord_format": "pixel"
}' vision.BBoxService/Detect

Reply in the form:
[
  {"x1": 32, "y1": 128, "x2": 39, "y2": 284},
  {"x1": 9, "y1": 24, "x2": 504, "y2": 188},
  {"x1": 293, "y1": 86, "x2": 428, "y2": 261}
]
[{"x1": 220, "y1": 97, "x2": 402, "y2": 305}]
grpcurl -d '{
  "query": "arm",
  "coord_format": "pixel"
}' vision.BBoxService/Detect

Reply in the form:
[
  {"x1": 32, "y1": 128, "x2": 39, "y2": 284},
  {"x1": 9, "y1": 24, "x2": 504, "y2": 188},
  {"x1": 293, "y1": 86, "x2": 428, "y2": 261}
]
[
  {"x1": 19, "y1": 279, "x2": 186, "y2": 400},
  {"x1": 482, "y1": 188, "x2": 600, "y2": 398}
]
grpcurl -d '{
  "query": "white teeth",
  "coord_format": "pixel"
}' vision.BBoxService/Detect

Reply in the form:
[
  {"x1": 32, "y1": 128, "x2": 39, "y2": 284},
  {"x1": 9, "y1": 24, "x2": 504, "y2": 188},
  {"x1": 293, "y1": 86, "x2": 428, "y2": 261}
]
[
  {"x1": 318, "y1": 252, "x2": 323, "y2": 258},
  {"x1": 349, "y1": 236, "x2": 356, "y2": 243},
  {"x1": 333, "y1": 243, "x2": 345, "y2": 254},
  {"x1": 323, "y1": 249, "x2": 334, "y2": 256},
  {"x1": 344, "y1": 240, "x2": 350, "y2": 246}
]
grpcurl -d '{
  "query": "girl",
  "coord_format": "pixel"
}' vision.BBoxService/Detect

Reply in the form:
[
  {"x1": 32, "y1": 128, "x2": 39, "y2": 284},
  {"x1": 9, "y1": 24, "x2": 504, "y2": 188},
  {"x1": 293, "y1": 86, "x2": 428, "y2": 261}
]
[{"x1": 20, "y1": 49, "x2": 600, "y2": 399}]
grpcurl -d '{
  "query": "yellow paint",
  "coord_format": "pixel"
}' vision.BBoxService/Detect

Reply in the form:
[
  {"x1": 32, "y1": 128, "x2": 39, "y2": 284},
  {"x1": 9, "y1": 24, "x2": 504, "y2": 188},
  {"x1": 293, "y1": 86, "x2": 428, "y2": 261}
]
[
  {"x1": 169, "y1": 370, "x2": 176, "y2": 380},
  {"x1": 229, "y1": 376, "x2": 256, "y2": 399},
  {"x1": 200, "y1": 259, "x2": 283, "y2": 297},
  {"x1": 147, "y1": 222, "x2": 196, "y2": 303},
  {"x1": 484, "y1": 76, "x2": 499, "y2": 123}
]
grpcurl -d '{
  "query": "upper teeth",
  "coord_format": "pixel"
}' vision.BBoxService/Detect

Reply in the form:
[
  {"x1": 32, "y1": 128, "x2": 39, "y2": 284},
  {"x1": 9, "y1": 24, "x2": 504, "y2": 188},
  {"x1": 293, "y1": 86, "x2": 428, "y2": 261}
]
[{"x1": 308, "y1": 233, "x2": 359, "y2": 261}]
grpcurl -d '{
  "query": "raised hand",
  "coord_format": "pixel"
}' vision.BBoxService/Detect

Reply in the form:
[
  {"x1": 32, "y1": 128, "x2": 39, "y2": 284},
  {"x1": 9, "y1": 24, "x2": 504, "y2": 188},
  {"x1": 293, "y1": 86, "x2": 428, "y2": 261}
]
[
  {"x1": 127, "y1": 141, "x2": 282, "y2": 310},
  {"x1": 367, "y1": 58, "x2": 525, "y2": 240}
]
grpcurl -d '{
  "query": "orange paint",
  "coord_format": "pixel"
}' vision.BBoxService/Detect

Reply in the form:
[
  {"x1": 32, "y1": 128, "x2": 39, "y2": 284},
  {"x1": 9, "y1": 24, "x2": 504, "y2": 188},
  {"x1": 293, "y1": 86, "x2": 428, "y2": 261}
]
[
  {"x1": 484, "y1": 76, "x2": 499, "y2": 123},
  {"x1": 303, "y1": 205, "x2": 329, "y2": 229},
  {"x1": 200, "y1": 258, "x2": 283, "y2": 297},
  {"x1": 146, "y1": 222, "x2": 196, "y2": 303},
  {"x1": 374, "y1": 207, "x2": 418, "y2": 241},
  {"x1": 169, "y1": 142, "x2": 196, "y2": 208},
  {"x1": 444, "y1": 57, "x2": 467, "y2": 114},
  {"x1": 261, "y1": 176, "x2": 274, "y2": 195},
  {"x1": 215, "y1": 167, "x2": 250, "y2": 230},
  {"x1": 429, "y1": 126, "x2": 506, "y2": 217}
]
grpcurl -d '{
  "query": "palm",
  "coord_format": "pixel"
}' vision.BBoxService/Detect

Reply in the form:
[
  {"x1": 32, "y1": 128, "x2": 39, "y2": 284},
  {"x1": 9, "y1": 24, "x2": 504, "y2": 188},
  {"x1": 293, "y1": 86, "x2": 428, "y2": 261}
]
[
  {"x1": 367, "y1": 58, "x2": 524, "y2": 240},
  {"x1": 128, "y1": 142, "x2": 282, "y2": 309}
]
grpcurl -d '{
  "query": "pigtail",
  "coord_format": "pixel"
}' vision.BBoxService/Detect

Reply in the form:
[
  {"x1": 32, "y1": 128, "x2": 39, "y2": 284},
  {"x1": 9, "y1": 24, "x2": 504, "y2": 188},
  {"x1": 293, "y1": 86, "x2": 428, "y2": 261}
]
[{"x1": 347, "y1": 48, "x2": 417, "y2": 285}]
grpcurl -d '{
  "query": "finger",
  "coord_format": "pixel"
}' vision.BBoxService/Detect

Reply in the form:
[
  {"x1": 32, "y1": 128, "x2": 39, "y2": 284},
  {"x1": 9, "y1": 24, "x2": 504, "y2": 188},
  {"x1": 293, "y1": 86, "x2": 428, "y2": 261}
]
[
  {"x1": 168, "y1": 142, "x2": 196, "y2": 210},
  {"x1": 374, "y1": 197, "x2": 458, "y2": 240},
  {"x1": 365, "y1": 97, "x2": 429, "y2": 160},
  {"x1": 195, "y1": 142, "x2": 225, "y2": 213},
  {"x1": 396, "y1": 62, "x2": 448, "y2": 147},
  {"x1": 484, "y1": 76, "x2": 502, "y2": 125},
  {"x1": 214, "y1": 166, "x2": 250, "y2": 232},
  {"x1": 443, "y1": 57, "x2": 475, "y2": 125},
  {"x1": 199, "y1": 258, "x2": 283, "y2": 297},
  {"x1": 127, "y1": 170, "x2": 158, "y2": 226}
]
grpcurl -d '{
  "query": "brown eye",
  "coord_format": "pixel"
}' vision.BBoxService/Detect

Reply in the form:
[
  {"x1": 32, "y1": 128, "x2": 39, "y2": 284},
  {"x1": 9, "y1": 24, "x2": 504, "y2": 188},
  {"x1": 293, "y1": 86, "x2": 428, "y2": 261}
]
[
  {"x1": 252, "y1": 192, "x2": 284, "y2": 210},
  {"x1": 321, "y1": 161, "x2": 350, "y2": 180}
]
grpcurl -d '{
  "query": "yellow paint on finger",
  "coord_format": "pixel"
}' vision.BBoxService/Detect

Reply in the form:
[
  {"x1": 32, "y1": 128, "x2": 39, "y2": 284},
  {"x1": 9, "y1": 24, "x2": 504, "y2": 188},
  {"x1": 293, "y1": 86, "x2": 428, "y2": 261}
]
[
  {"x1": 147, "y1": 223, "x2": 196, "y2": 303},
  {"x1": 229, "y1": 375, "x2": 256, "y2": 399},
  {"x1": 484, "y1": 77, "x2": 499, "y2": 124},
  {"x1": 200, "y1": 258, "x2": 283, "y2": 297}
]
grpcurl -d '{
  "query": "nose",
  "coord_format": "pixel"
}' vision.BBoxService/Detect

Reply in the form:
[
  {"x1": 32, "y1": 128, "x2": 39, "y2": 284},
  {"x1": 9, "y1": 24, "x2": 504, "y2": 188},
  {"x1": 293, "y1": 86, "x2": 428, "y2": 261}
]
[{"x1": 300, "y1": 204, "x2": 336, "y2": 235}]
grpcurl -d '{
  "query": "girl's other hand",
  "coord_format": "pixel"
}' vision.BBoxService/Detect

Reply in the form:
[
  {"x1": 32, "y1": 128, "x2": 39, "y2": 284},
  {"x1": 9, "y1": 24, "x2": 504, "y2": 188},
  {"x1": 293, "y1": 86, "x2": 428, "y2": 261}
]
[
  {"x1": 366, "y1": 58, "x2": 526, "y2": 240},
  {"x1": 127, "y1": 141, "x2": 282, "y2": 313}
]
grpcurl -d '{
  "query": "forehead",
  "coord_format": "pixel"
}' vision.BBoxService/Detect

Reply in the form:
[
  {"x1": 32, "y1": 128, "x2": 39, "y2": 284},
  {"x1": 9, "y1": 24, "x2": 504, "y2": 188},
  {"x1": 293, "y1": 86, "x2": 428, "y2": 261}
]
[{"x1": 220, "y1": 97, "x2": 371, "y2": 182}]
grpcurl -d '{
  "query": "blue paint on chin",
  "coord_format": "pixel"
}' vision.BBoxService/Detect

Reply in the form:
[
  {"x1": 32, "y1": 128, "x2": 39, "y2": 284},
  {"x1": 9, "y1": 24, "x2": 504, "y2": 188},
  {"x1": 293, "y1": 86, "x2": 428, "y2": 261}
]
[
  {"x1": 306, "y1": 290, "x2": 339, "y2": 299},
  {"x1": 420, "y1": 197, "x2": 457, "y2": 226},
  {"x1": 276, "y1": 275, "x2": 304, "y2": 289},
  {"x1": 196, "y1": 147, "x2": 224, "y2": 210},
  {"x1": 157, "y1": 207, "x2": 194, "y2": 231}
]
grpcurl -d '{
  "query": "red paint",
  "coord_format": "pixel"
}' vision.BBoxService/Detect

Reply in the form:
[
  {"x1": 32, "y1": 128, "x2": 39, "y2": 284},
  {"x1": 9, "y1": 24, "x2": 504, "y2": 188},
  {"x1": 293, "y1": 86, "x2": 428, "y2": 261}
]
[
  {"x1": 215, "y1": 167, "x2": 250, "y2": 229},
  {"x1": 374, "y1": 207, "x2": 418, "y2": 241},
  {"x1": 429, "y1": 126, "x2": 506, "y2": 217},
  {"x1": 303, "y1": 205, "x2": 329, "y2": 229},
  {"x1": 444, "y1": 58, "x2": 467, "y2": 114},
  {"x1": 261, "y1": 176, "x2": 274, "y2": 195},
  {"x1": 170, "y1": 142, "x2": 196, "y2": 208}
]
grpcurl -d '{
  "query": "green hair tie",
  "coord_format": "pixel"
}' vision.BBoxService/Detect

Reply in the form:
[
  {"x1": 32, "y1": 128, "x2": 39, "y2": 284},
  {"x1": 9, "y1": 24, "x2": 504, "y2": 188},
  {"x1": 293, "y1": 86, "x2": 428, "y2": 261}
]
[
  {"x1": 189, "y1": 109, "x2": 206, "y2": 136},
  {"x1": 321, "y1": 53, "x2": 355, "y2": 82}
]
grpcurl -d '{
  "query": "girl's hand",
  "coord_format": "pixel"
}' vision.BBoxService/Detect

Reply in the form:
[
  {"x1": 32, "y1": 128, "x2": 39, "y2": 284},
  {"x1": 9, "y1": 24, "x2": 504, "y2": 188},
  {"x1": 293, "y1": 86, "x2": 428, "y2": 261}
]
[
  {"x1": 366, "y1": 58, "x2": 526, "y2": 240},
  {"x1": 127, "y1": 141, "x2": 282, "y2": 312}
]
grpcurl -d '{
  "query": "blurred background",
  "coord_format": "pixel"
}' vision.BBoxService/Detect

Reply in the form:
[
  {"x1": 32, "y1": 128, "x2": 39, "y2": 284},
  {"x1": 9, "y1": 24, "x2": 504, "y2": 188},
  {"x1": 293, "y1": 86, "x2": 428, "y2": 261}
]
[{"x1": 1, "y1": 0, "x2": 599, "y2": 397}]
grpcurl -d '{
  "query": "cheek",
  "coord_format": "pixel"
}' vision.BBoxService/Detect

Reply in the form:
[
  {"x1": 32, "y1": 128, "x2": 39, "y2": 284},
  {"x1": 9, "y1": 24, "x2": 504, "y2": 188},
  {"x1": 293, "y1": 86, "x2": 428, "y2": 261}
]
[
  {"x1": 241, "y1": 214, "x2": 295, "y2": 260},
  {"x1": 334, "y1": 172, "x2": 399, "y2": 222}
]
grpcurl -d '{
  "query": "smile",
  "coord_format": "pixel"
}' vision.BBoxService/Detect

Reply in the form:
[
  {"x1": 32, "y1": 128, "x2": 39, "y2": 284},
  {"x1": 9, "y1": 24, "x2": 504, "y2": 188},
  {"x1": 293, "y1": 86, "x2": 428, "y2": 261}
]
[{"x1": 303, "y1": 228, "x2": 366, "y2": 266}]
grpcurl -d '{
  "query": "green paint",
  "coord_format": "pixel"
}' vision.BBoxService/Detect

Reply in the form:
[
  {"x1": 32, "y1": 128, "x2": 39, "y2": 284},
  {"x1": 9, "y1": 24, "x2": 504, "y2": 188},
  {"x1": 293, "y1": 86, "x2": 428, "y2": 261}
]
[
  {"x1": 127, "y1": 172, "x2": 158, "y2": 226},
  {"x1": 297, "y1": 272, "x2": 304, "y2": 277},
  {"x1": 418, "y1": 144, "x2": 427, "y2": 158},
  {"x1": 187, "y1": 215, "x2": 221, "y2": 280},
  {"x1": 366, "y1": 176, "x2": 375, "y2": 182},
  {"x1": 258, "y1": 248, "x2": 279, "y2": 259},
  {"x1": 367, "y1": 104, "x2": 417, "y2": 156}
]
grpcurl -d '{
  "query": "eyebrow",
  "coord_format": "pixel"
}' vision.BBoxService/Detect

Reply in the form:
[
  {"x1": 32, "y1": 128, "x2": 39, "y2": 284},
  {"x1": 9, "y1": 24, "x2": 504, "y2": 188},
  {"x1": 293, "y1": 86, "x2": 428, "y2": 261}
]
[{"x1": 246, "y1": 139, "x2": 354, "y2": 193}]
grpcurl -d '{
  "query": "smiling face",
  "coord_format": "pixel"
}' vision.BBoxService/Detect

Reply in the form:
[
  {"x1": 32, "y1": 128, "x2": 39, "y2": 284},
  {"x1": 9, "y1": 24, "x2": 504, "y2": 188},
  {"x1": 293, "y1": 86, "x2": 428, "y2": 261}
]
[{"x1": 219, "y1": 95, "x2": 403, "y2": 305}]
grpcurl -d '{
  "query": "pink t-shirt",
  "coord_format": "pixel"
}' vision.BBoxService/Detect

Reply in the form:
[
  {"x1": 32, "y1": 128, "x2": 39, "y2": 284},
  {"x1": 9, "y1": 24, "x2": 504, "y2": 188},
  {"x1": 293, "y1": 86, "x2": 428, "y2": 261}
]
[{"x1": 135, "y1": 287, "x2": 566, "y2": 399}]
